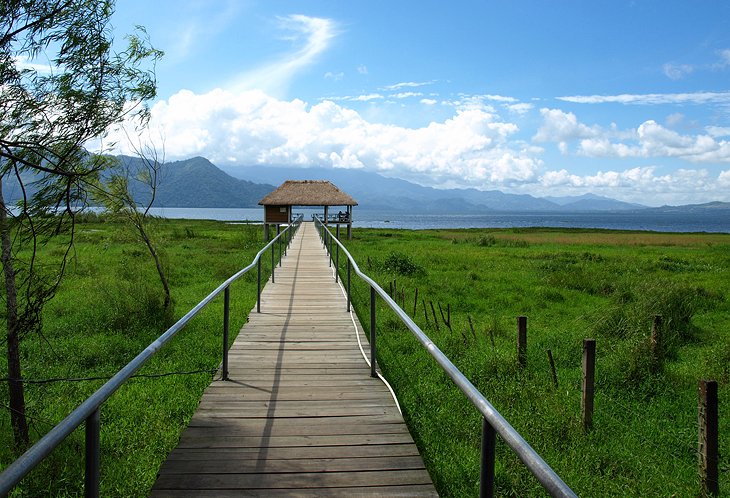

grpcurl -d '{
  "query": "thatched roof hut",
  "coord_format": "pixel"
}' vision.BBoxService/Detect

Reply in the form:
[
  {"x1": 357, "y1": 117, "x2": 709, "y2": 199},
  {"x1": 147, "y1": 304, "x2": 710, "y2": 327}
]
[
  {"x1": 258, "y1": 180, "x2": 358, "y2": 207},
  {"x1": 258, "y1": 180, "x2": 357, "y2": 239}
]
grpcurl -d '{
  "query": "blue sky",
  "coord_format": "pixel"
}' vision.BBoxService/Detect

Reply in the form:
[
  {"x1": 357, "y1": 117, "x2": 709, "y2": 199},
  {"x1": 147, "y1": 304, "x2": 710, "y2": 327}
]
[{"x1": 106, "y1": 0, "x2": 730, "y2": 205}]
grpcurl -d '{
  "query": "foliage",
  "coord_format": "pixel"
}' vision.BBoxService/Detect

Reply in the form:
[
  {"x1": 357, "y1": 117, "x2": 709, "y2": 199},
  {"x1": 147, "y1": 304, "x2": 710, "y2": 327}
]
[
  {"x1": 339, "y1": 227, "x2": 730, "y2": 497},
  {"x1": 0, "y1": 219, "x2": 266, "y2": 496},
  {"x1": 0, "y1": 0, "x2": 162, "y2": 448}
]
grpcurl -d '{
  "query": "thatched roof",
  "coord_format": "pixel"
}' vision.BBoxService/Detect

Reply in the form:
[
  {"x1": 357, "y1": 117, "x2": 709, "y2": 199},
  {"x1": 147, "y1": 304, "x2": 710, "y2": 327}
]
[{"x1": 258, "y1": 180, "x2": 358, "y2": 206}]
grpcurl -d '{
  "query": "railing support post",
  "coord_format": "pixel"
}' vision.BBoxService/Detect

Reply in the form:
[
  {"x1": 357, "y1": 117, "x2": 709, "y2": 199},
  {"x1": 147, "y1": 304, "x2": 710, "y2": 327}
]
[
  {"x1": 222, "y1": 286, "x2": 230, "y2": 381},
  {"x1": 85, "y1": 408, "x2": 100, "y2": 498},
  {"x1": 370, "y1": 286, "x2": 377, "y2": 378},
  {"x1": 346, "y1": 260, "x2": 351, "y2": 312},
  {"x1": 480, "y1": 417, "x2": 496, "y2": 498},
  {"x1": 277, "y1": 225, "x2": 282, "y2": 267},
  {"x1": 257, "y1": 258, "x2": 262, "y2": 313},
  {"x1": 335, "y1": 243, "x2": 339, "y2": 282},
  {"x1": 271, "y1": 243, "x2": 275, "y2": 284}
]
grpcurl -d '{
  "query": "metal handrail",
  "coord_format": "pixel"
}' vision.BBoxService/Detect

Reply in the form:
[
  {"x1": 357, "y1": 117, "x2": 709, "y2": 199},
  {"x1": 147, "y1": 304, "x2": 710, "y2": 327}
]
[
  {"x1": 0, "y1": 215, "x2": 303, "y2": 497},
  {"x1": 314, "y1": 217, "x2": 576, "y2": 498}
]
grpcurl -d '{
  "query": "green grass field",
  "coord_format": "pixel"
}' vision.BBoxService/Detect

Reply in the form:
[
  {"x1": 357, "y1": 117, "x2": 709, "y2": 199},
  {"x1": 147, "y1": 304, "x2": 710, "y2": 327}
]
[
  {"x1": 338, "y1": 227, "x2": 730, "y2": 497},
  {"x1": 1, "y1": 221, "x2": 728, "y2": 496},
  {"x1": 0, "y1": 218, "x2": 272, "y2": 496}
]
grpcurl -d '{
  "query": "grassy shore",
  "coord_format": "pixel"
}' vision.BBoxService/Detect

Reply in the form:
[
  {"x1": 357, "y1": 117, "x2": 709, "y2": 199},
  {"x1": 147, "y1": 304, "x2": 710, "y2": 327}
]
[
  {"x1": 1, "y1": 221, "x2": 728, "y2": 496},
  {"x1": 339, "y1": 227, "x2": 730, "y2": 496},
  {"x1": 0, "y1": 218, "x2": 269, "y2": 496}
]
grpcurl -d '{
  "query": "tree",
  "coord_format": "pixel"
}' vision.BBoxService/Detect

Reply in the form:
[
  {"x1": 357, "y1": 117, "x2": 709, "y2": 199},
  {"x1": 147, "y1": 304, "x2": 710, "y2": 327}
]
[
  {"x1": 94, "y1": 132, "x2": 172, "y2": 311},
  {"x1": 1, "y1": 0, "x2": 161, "y2": 449}
]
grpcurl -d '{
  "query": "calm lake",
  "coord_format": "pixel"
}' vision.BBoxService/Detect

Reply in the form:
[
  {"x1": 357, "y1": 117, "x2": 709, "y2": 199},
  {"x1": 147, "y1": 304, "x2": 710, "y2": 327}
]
[{"x1": 146, "y1": 207, "x2": 730, "y2": 233}]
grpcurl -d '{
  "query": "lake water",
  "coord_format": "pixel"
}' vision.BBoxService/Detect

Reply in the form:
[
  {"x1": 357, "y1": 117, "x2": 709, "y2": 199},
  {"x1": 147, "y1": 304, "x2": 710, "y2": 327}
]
[{"x1": 146, "y1": 207, "x2": 730, "y2": 233}]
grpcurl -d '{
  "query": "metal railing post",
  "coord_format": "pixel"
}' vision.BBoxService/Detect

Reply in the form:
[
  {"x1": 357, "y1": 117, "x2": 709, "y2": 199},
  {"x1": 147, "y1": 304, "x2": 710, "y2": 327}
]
[
  {"x1": 85, "y1": 408, "x2": 100, "y2": 498},
  {"x1": 277, "y1": 225, "x2": 282, "y2": 267},
  {"x1": 480, "y1": 417, "x2": 496, "y2": 498},
  {"x1": 222, "y1": 286, "x2": 230, "y2": 381},
  {"x1": 271, "y1": 243, "x2": 275, "y2": 283},
  {"x1": 347, "y1": 260, "x2": 351, "y2": 312},
  {"x1": 335, "y1": 244, "x2": 339, "y2": 282},
  {"x1": 370, "y1": 286, "x2": 377, "y2": 378},
  {"x1": 257, "y1": 258, "x2": 262, "y2": 313}
]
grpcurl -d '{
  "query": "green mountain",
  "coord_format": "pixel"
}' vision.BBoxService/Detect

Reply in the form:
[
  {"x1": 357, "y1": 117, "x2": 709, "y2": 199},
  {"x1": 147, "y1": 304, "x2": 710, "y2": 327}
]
[{"x1": 118, "y1": 155, "x2": 275, "y2": 208}]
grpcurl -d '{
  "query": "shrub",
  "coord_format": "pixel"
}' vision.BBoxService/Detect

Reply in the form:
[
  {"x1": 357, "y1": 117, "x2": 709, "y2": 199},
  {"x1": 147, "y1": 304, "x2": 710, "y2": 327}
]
[{"x1": 382, "y1": 251, "x2": 425, "y2": 276}]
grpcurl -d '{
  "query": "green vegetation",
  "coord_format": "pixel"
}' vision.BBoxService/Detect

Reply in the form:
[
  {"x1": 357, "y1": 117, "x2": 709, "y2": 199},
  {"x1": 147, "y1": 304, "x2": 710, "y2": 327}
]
[
  {"x1": 0, "y1": 217, "x2": 268, "y2": 496},
  {"x1": 2, "y1": 221, "x2": 728, "y2": 496},
  {"x1": 339, "y1": 227, "x2": 730, "y2": 497}
]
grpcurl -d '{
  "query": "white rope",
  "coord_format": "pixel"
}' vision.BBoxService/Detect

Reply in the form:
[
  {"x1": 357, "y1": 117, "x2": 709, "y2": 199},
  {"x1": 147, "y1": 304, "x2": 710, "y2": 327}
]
[{"x1": 329, "y1": 260, "x2": 403, "y2": 415}]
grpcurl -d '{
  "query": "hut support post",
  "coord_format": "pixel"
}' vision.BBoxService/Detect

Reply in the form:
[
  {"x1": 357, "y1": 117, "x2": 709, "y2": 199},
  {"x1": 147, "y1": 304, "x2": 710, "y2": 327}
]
[{"x1": 347, "y1": 205, "x2": 353, "y2": 239}]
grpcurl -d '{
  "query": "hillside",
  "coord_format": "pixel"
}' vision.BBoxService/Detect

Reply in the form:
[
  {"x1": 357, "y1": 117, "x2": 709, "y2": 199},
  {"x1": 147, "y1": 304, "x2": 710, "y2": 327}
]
[{"x1": 118, "y1": 156, "x2": 275, "y2": 208}]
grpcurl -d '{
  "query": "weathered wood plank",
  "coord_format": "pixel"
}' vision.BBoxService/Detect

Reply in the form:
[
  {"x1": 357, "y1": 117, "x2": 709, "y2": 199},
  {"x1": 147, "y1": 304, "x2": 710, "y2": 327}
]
[{"x1": 151, "y1": 222, "x2": 436, "y2": 497}]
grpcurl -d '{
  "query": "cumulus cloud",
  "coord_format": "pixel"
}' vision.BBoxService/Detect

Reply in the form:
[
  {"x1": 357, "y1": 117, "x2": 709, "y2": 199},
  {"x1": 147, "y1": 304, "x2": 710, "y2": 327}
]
[
  {"x1": 231, "y1": 15, "x2": 337, "y2": 96},
  {"x1": 536, "y1": 109, "x2": 730, "y2": 163},
  {"x1": 506, "y1": 103, "x2": 533, "y2": 115},
  {"x1": 391, "y1": 92, "x2": 423, "y2": 99},
  {"x1": 533, "y1": 108, "x2": 600, "y2": 143},
  {"x1": 420, "y1": 98, "x2": 438, "y2": 105},
  {"x1": 557, "y1": 91, "x2": 730, "y2": 105},
  {"x1": 107, "y1": 88, "x2": 540, "y2": 187},
  {"x1": 537, "y1": 166, "x2": 729, "y2": 204}
]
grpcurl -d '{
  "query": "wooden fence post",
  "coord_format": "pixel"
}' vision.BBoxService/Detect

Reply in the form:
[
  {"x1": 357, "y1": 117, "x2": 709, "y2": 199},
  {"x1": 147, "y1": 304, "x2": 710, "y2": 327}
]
[
  {"x1": 547, "y1": 349, "x2": 558, "y2": 389},
  {"x1": 517, "y1": 316, "x2": 527, "y2": 368},
  {"x1": 582, "y1": 339, "x2": 596, "y2": 432},
  {"x1": 698, "y1": 379, "x2": 719, "y2": 496}
]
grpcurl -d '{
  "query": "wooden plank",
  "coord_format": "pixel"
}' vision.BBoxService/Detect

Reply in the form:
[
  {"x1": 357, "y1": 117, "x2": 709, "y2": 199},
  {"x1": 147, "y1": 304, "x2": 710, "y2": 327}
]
[
  {"x1": 151, "y1": 222, "x2": 436, "y2": 496},
  {"x1": 151, "y1": 484, "x2": 438, "y2": 497},
  {"x1": 158, "y1": 455, "x2": 427, "y2": 474},
  {"x1": 153, "y1": 469, "x2": 434, "y2": 489}
]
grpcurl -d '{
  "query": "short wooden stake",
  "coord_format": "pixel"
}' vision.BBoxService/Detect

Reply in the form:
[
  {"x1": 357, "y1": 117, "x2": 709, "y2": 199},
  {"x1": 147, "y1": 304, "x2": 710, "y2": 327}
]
[
  {"x1": 422, "y1": 300, "x2": 430, "y2": 325},
  {"x1": 430, "y1": 301, "x2": 440, "y2": 332},
  {"x1": 582, "y1": 339, "x2": 596, "y2": 432},
  {"x1": 698, "y1": 379, "x2": 719, "y2": 496},
  {"x1": 547, "y1": 349, "x2": 558, "y2": 389},
  {"x1": 468, "y1": 314, "x2": 476, "y2": 339},
  {"x1": 517, "y1": 316, "x2": 527, "y2": 368},
  {"x1": 413, "y1": 287, "x2": 419, "y2": 316}
]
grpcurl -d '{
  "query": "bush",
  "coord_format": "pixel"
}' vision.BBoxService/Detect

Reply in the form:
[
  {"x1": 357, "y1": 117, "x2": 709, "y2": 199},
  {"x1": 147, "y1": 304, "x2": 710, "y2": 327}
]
[{"x1": 382, "y1": 251, "x2": 425, "y2": 276}]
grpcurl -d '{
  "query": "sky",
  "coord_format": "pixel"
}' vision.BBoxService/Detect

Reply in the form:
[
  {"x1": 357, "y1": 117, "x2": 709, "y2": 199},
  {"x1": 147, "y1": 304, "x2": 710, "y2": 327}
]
[{"x1": 105, "y1": 0, "x2": 730, "y2": 206}]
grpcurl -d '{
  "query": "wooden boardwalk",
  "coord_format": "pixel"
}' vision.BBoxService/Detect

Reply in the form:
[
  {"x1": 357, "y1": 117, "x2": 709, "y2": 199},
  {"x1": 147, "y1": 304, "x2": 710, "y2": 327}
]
[{"x1": 151, "y1": 222, "x2": 437, "y2": 497}]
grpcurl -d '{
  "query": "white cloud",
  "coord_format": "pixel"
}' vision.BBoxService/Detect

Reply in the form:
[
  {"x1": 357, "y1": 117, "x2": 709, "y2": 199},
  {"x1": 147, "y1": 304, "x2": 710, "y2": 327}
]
[
  {"x1": 537, "y1": 167, "x2": 730, "y2": 205},
  {"x1": 506, "y1": 103, "x2": 533, "y2": 115},
  {"x1": 663, "y1": 62, "x2": 694, "y2": 80},
  {"x1": 357, "y1": 65, "x2": 368, "y2": 75},
  {"x1": 557, "y1": 91, "x2": 730, "y2": 105},
  {"x1": 706, "y1": 126, "x2": 730, "y2": 137},
  {"x1": 536, "y1": 109, "x2": 730, "y2": 163},
  {"x1": 324, "y1": 71, "x2": 344, "y2": 81},
  {"x1": 420, "y1": 98, "x2": 438, "y2": 106},
  {"x1": 484, "y1": 94, "x2": 518, "y2": 103},
  {"x1": 231, "y1": 15, "x2": 337, "y2": 96},
  {"x1": 13, "y1": 55, "x2": 54, "y2": 73},
  {"x1": 382, "y1": 81, "x2": 436, "y2": 91},
  {"x1": 391, "y1": 92, "x2": 422, "y2": 99},
  {"x1": 533, "y1": 108, "x2": 600, "y2": 143},
  {"x1": 352, "y1": 93, "x2": 384, "y2": 102},
  {"x1": 106, "y1": 88, "x2": 541, "y2": 187}
]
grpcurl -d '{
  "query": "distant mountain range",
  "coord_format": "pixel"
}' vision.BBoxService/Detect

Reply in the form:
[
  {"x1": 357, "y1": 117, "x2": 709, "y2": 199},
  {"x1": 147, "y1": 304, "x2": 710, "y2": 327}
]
[{"x1": 2, "y1": 155, "x2": 729, "y2": 213}]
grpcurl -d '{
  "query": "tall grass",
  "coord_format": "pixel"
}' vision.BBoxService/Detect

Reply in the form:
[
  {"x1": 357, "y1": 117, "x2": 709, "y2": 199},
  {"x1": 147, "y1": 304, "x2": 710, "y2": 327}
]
[
  {"x1": 338, "y1": 227, "x2": 730, "y2": 496},
  {"x1": 0, "y1": 218, "x2": 268, "y2": 496}
]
